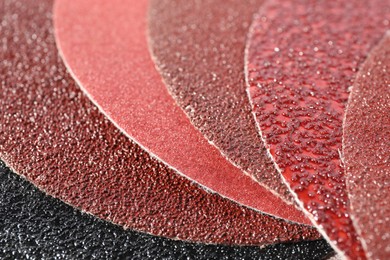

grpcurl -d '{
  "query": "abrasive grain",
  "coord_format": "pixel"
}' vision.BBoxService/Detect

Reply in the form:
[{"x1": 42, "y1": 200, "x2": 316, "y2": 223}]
[
  {"x1": 54, "y1": 0, "x2": 309, "y2": 223},
  {"x1": 245, "y1": 0, "x2": 390, "y2": 258},
  {"x1": 0, "y1": 0, "x2": 319, "y2": 246},
  {"x1": 0, "y1": 162, "x2": 335, "y2": 260},
  {"x1": 343, "y1": 33, "x2": 390, "y2": 260},
  {"x1": 148, "y1": 0, "x2": 293, "y2": 204}
]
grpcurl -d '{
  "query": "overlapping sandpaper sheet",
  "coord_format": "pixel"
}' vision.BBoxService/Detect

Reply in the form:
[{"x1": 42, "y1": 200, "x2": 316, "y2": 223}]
[
  {"x1": 148, "y1": 0, "x2": 293, "y2": 204},
  {"x1": 343, "y1": 33, "x2": 390, "y2": 260},
  {"x1": 54, "y1": 0, "x2": 309, "y2": 222},
  {"x1": 0, "y1": 163, "x2": 335, "y2": 259},
  {"x1": 245, "y1": 0, "x2": 390, "y2": 258},
  {"x1": 0, "y1": 0, "x2": 319, "y2": 246}
]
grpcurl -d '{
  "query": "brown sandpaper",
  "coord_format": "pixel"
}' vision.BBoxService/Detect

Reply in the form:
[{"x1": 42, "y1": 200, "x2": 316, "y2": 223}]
[
  {"x1": 0, "y1": 0, "x2": 320, "y2": 246},
  {"x1": 54, "y1": 0, "x2": 310, "y2": 223},
  {"x1": 148, "y1": 0, "x2": 293, "y2": 204},
  {"x1": 343, "y1": 33, "x2": 390, "y2": 260},
  {"x1": 245, "y1": 0, "x2": 389, "y2": 258}
]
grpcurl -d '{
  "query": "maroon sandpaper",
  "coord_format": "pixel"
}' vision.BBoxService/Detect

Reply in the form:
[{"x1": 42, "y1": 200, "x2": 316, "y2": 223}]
[
  {"x1": 53, "y1": 0, "x2": 309, "y2": 223},
  {"x1": 245, "y1": 0, "x2": 390, "y2": 258},
  {"x1": 343, "y1": 33, "x2": 390, "y2": 260},
  {"x1": 148, "y1": 0, "x2": 293, "y2": 204},
  {"x1": 0, "y1": 0, "x2": 321, "y2": 246}
]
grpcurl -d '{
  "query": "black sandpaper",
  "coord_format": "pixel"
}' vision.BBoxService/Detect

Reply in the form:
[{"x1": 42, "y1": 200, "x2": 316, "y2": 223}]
[{"x1": 0, "y1": 161, "x2": 335, "y2": 259}]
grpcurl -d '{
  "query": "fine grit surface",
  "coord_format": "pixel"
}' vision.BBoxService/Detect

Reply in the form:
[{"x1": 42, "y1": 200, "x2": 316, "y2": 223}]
[{"x1": 343, "y1": 33, "x2": 390, "y2": 260}]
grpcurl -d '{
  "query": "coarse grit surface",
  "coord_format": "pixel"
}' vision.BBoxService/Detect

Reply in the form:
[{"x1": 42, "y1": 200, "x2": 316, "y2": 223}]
[{"x1": 246, "y1": 0, "x2": 389, "y2": 258}]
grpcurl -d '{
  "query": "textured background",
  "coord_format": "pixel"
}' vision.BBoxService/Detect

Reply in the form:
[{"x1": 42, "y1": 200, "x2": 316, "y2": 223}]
[{"x1": 0, "y1": 0, "x2": 336, "y2": 258}]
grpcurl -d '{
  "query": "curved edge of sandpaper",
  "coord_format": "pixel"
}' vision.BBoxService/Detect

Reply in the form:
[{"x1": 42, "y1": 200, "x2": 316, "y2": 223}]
[
  {"x1": 243, "y1": 5, "x2": 346, "y2": 259},
  {"x1": 342, "y1": 31, "x2": 390, "y2": 259},
  {"x1": 145, "y1": 17, "x2": 295, "y2": 208},
  {"x1": 144, "y1": 62, "x2": 298, "y2": 209},
  {"x1": 145, "y1": 0, "x2": 295, "y2": 206},
  {"x1": 52, "y1": 0, "x2": 311, "y2": 225}
]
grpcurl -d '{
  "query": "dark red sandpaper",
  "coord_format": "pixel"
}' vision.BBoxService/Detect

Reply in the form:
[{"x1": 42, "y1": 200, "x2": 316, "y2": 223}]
[
  {"x1": 148, "y1": 0, "x2": 293, "y2": 204},
  {"x1": 245, "y1": 0, "x2": 390, "y2": 258},
  {"x1": 53, "y1": 0, "x2": 309, "y2": 223},
  {"x1": 343, "y1": 33, "x2": 390, "y2": 260},
  {"x1": 0, "y1": 0, "x2": 321, "y2": 246}
]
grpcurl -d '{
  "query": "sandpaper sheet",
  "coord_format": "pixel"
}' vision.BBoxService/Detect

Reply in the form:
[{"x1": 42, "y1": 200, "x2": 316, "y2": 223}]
[
  {"x1": 245, "y1": 0, "x2": 390, "y2": 258},
  {"x1": 0, "y1": 0, "x2": 320, "y2": 246},
  {"x1": 148, "y1": 0, "x2": 293, "y2": 203},
  {"x1": 0, "y1": 162, "x2": 336, "y2": 259},
  {"x1": 343, "y1": 33, "x2": 390, "y2": 260},
  {"x1": 53, "y1": 0, "x2": 309, "y2": 222}
]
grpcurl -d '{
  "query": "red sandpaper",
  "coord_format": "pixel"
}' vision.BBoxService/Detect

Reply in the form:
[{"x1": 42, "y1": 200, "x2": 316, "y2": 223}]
[
  {"x1": 148, "y1": 0, "x2": 293, "y2": 204},
  {"x1": 343, "y1": 33, "x2": 390, "y2": 260},
  {"x1": 245, "y1": 0, "x2": 390, "y2": 258},
  {"x1": 0, "y1": 0, "x2": 321, "y2": 246},
  {"x1": 53, "y1": 0, "x2": 309, "y2": 223}
]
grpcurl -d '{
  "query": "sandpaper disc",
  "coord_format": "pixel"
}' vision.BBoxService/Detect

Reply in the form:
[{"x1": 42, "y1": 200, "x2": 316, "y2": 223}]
[
  {"x1": 147, "y1": 0, "x2": 293, "y2": 204},
  {"x1": 343, "y1": 33, "x2": 390, "y2": 260},
  {"x1": 245, "y1": 0, "x2": 389, "y2": 258},
  {"x1": 0, "y1": 162, "x2": 335, "y2": 259},
  {"x1": 53, "y1": 0, "x2": 309, "y2": 223},
  {"x1": 0, "y1": 0, "x2": 319, "y2": 246}
]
